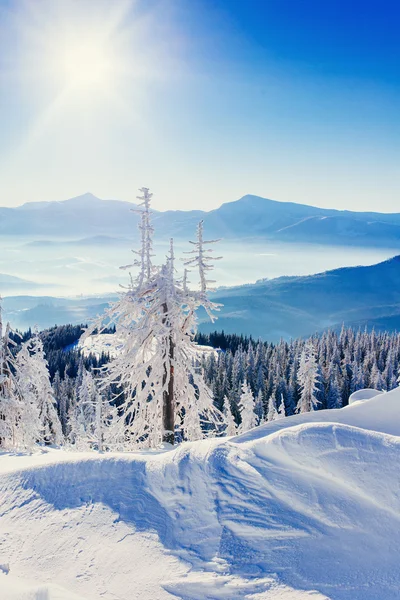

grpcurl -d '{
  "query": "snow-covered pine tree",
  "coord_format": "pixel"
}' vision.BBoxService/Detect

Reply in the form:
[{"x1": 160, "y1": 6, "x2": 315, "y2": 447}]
[
  {"x1": 267, "y1": 393, "x2": 278, "y2": 421},
  {"x1": 277, "y1": 394, "x2": 286, "y2": 419},
  {"x1": 297, "y1": 340, "x2": 320, "y2": 413},
  {"x1": 192, "y1": 328, "x2": 400, "y2": 410},
  {"x1": 75, "y1": 368, "x2": 113, "y2": 451},
  {"x1": 0, "y1": 304, "x2": 22, "y2": 449},
  {"x1": 211, "y1": 352, "x2": 228, "y2": 411},
  {"x1": 222, "y1": 395, "x2": 237, "y2": 436},
  {"x1": 238, "y1": 381, "x2": 257, "y2": 433},
  {"x1": 66, "y1": 395, "x2": 82, "y2": 447},
  {"x1": 52, "y1": 371, "x2": 68, "y2": 435},
  {"x1": 286, "y1": 358, "x2": 298, "y2": 416},
  {"x1": 326, "y1": 369, "x2": 343, "y2": 410},
  {"x1": 383, "y1": 349, "x2": 397, "y2": 390},
  {"x1": 61, "y1": 374, "x2": 77, "y2": 442},
  {"x1": 84, "y1": 189, "x2": 222, "y2": 448},
  {"x1": 350, "y1": 362, "x2": 365, "y2": 394},
  {"x1": 370, "y1": 361, "x2": 385, "y2": 391},
  {"x1": 246, "y1": 341, "x2": 256, "y2": 391},
  {"x1": 254, "y1": 390, "x2": 264, "y2": 424},
  {"x1": 15, "y1": 340, "x2": 41, "y2": 449},
  {"x1": 16, "y1": 330, "x2": 62, "y2": 446},
  {"x1": 231, "y1": 347, "x2": 245, "y2": 399}
]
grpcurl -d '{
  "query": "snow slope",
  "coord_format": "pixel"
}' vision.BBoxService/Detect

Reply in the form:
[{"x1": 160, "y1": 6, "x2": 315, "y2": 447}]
[{"x1": 1, "y1": 389, "x2": 400, "y2": 600}]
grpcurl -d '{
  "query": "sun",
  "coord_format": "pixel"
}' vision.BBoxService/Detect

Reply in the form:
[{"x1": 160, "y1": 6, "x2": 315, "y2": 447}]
[
  {"x1": 60, "y1": 35, "x2": 114, "y2": 90},
  {"x1": 8, "y1": 1, "x2": 134, "y2": 100},
  {"x1": 1, "y1": 0, "x2": 174, "y2": 108},
  {"x1": 0, "y1": 0, "x2": 174, "y2": 158}
]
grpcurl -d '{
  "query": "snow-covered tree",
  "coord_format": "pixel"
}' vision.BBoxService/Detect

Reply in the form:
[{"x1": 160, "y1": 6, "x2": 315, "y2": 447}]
[
  {"x1": 267, "y1": 393, "x2": 278, "y2": 421},
  {"x1": 350, "y1": 362, "x2": 365, "y2": 394},
  {"x1": 14, "y1": 340, "x2": 41, "y2": 449},
  {"x1": 52, "y1": 371, "x2": 69, "y2": 435},
  {"x1": 297, "y1": 341, "x2": 320, "y2": 413},
  {"x1": 0, "y1": 305, "x2": 21, "y2": 449},
  {"x1": 231, "y1": 348, "x2": 245, "y2": 406},
  {"x1": 73, "y1": 369, "x2": 113, "y2": 451},
  {"x1": 254, "y1": 390, "x2": 264, "y2": 424},
  {"x1": 238, "y1": 381, "x2": 257, "y2": 433},
  {"x1": 326, "y1": 368, "x2": 343, "y2": 410},
  {"x1": 16, "y1": 331, "x2": 62, "y2": 446},
  {"x1": 83, "y1": 189, "x2": 222, "y2": 448},
  {"x1": 66, "y1": 396, "x2": 82, "y2": 447},
  {"x1": 370, "y1": 361, "x2": 385, "y2": 391},
  {"x1": 223, "y1": 395, "x2": 237, "y2": 436},
  {"x1": 277, "y1": 394, "x2": 286, "y2": 419}
]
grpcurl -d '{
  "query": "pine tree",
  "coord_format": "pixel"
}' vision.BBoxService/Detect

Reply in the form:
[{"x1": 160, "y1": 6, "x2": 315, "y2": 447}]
[
  {"x1": 297, "y1": 341, "x2": 320, "y2": 413},
  {"x1": 326, "y1": 370, "x2": 342, "y2": 410},
  {"x1": 15, "y1": 340, "x2": 41, "y2": 449},
  {"x1": 238, "y1": 381, "x2": 257, "y2": 433},
  {"x1": 67, "y1": 395, "x2": 82, "y2": 448},
  {"x1": 0, "y1": 304, "x2": 22, "y2": 449},
  {"x1": 231, "y1": 347, "x2": 245, "y2": 407},
  {"x1": 286, "y1": 359, "x2": 298, "y2": 415},
  {"x1": 276, "y1": 394, "x2": 286, "y2": 419},
  {"x1": 370, "y1": 361, "x2": 385, "y2": 391},
  {"x1": 16, "y1": 331, "x2": 62, "y2": 445},
  {"x1": 254, "y1": 390, "x2": 264, "y2": 424},
  {"x1": 350, "y1": 362, "x2": 365, "y2": 394},
  {"x1": 267, "y1": 393, "x2": 278, "y2": 421},
  {"x1": 84, "y1": 189, "x2": 222, "y2": 448},
  {"x1": 75, "y1": 369, "x2": 113, "y2": 451},
  {"x1": 53, "y1": 371, "x2": 68, "y2": 435},
  {"x1": 223, "y1": 395, "x2": 237, "y2": 436}
]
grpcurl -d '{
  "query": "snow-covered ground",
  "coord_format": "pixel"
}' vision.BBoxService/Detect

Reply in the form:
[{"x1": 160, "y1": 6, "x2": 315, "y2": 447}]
[{"x1": 1, "y1": 389, "x2": 400, "y2": 600}]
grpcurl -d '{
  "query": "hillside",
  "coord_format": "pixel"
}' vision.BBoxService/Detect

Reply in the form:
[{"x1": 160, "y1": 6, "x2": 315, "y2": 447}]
[
  {"x1": 1, "y1": 388, "x2": 400, "y2": 599},
  {"x1": 205, "y1": 255, "x2": 400, "y2": 339},
  {"x1": 1, "y1": 193, "x2": 400, "y2": 246}
]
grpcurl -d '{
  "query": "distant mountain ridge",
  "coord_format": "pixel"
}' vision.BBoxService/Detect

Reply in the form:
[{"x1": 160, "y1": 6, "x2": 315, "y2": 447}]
[
  {"x1": 4, "y1": 255, "x2": 400, "y2": 339},
  {"x1": 1, "y1": 192, "x2": 400, "y2": 246},
  {"x1": 0, "y1": 273, "x2": 51, "y2": 293},
  {"x1": 203, "y1": 254, "x2": 400, "y2": 340}
]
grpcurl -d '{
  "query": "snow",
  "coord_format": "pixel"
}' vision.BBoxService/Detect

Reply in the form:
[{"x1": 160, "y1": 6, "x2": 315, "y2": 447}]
[
  {"x1": 1, "y1": 388, "x2": 400, "y2": 599},
  {"x1": 78, "y1": 333, "x2": 122, "y2": 359},
  {"x1": 79, "y1": 333, "x2": 216, "y2": 360},
  {"x1": 348, "y1": 388, "x2": 381, "y2": 404}
]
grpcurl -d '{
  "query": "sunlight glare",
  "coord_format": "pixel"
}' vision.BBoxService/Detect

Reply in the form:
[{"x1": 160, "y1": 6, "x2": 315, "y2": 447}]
[{"x1": 60, "y1": 35, "x2": 113, "y2": 90}]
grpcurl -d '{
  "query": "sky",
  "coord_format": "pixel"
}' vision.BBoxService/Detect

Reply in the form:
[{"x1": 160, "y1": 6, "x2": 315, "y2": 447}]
[{"x1": 0, "y1": 0, "x2": 399, "y2": 212}]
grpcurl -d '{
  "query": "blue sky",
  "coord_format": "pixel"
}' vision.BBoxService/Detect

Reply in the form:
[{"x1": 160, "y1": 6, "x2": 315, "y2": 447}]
[{"x1": 0, "y1": 0, "x2": 399, "y2": 212}]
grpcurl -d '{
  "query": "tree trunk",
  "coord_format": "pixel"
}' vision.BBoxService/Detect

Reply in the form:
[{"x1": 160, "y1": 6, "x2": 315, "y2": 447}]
[{"x1": 162, "y1": 303, "x2": 175, "y2": 444}]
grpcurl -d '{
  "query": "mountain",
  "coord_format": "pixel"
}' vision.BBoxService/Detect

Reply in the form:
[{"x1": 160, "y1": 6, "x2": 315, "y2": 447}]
[
  {"x1": 1, "y1": 389, "x2": 400, "y2": 599},
  {"x1": 4, "y1": 256, "x2": 400, "y2": 338},
  {"x1": 1, "y1": 192, "x2": 400, "y2": 246},
  {"x1": 0, "y1": 193, "x2": 141, "y2": 237},
  {"x1": 202, "y1": 195, "x2": 400, "y2": 244},
  {"x1": 0, "y1": 273, "x2": 50, "y2": 293},
  {"x1": 25, "y1": 235, "x2": 131, "y2": 247},
  {"x1": 2, "y1": 294, "x2": 116, "y2": 331},
  {"x1": 202, "y1": 255, "x2": 400, "y2": 340}
]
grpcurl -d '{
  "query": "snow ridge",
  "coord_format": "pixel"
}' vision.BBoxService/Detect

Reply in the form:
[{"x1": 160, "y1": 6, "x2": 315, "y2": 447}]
[{"x1": 1, "y1": 390, "x2": 400, "y2": 599}]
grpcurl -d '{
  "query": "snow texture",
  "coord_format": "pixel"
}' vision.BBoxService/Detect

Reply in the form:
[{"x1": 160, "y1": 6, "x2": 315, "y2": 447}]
[
  {"x1": 348, "y1": 388, "x2": 381, "y2": 404},
  {"x1": 0, "y1": 388, "x2": 400, "y2": 599}
]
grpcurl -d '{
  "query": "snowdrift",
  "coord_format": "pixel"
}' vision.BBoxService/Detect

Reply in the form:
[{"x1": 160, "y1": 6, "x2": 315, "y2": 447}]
[
  {"x1": 1, "y1": 389, "x2": 400, "y2": 600},
  {"x1": 348, "y1": 388, "x2": 381, "y2": 404}
]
